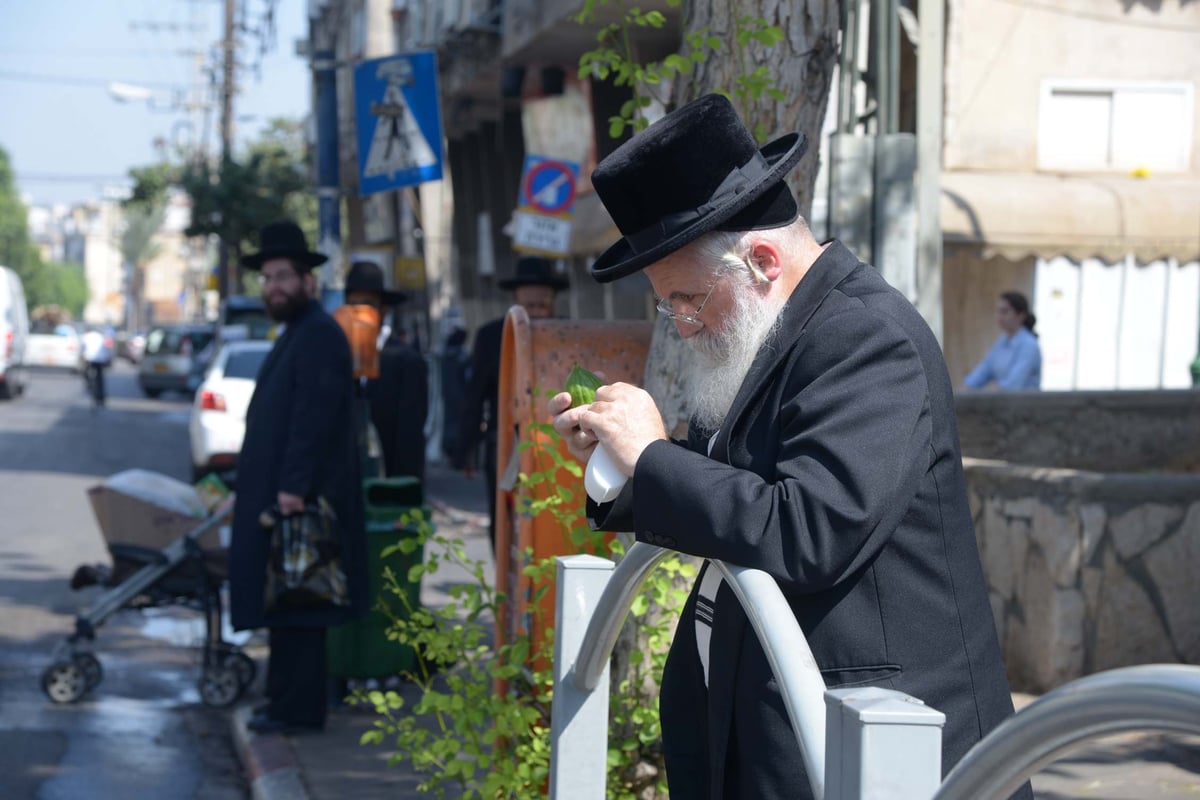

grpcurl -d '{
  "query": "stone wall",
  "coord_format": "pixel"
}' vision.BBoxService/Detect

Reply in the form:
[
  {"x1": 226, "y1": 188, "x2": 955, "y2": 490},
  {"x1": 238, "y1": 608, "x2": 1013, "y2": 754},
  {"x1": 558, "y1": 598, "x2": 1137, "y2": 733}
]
[
  {"x1": 955, "y1": 390, "x2": 1200, "y2": 473},
  {"x1": 965, "y1": 458, "x2": 1200, "y2": 693}
]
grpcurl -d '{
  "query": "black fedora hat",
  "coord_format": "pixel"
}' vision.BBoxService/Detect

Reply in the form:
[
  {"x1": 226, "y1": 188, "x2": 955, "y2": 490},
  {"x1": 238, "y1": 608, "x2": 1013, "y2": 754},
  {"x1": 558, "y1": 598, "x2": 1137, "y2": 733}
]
[
  {"x1": 589, "y1": 93, "x2": 808, "y2": 283},
  {"x1": 345, "y1": 261, "x2": 407, "y2": 305},
  {"x1": 498, "y1": 256, "x2": 569, "y2": 291},
  {"x1": 241, "y1": 220, "x2": 329, "y2": 271}
]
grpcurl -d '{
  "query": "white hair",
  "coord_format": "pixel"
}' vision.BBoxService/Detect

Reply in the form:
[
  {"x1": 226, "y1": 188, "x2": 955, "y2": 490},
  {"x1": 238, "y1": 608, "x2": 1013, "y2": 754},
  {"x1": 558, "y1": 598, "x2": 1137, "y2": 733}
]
[{"x1": 688, "y1": 218, "x2": 811, "y2": 285}]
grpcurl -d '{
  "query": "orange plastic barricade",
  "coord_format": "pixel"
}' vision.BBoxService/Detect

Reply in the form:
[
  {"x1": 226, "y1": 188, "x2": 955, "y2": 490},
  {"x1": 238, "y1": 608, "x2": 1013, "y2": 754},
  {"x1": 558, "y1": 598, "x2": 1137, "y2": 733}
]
[{"x1": 494, "y1": 306, "x2": 653, "y2": 662}]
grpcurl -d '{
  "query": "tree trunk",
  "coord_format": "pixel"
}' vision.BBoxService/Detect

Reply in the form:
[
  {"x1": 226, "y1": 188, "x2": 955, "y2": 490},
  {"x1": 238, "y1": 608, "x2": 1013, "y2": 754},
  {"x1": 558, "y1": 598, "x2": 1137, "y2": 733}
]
[
  {"x1": 676, "y1": 0, "x2": 840, "y2": 217},
  {"x1": 613, "y1": 5, "x2": 841, "y2": 797}
]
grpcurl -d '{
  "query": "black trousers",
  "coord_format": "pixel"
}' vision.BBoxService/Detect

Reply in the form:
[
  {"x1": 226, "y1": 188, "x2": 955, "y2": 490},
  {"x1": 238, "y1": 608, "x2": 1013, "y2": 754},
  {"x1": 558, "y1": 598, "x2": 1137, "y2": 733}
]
[{"x1": 266, "y1": 626, "x2": 327, "y2": 728}]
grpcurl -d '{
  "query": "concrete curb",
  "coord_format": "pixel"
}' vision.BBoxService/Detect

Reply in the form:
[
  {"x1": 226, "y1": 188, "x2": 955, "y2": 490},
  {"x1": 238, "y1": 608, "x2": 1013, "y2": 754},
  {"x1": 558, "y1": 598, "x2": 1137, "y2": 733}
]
[{"x1": 230, "y1": 705, "x2": 311, "y2": 800}]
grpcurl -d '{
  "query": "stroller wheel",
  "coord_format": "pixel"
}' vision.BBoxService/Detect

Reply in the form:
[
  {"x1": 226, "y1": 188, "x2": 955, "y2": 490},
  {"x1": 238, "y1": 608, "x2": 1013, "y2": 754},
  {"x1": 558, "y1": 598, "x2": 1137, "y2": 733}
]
[
  {"x1": 224, "y1": 651, "x2": 257, "y2": 689},
  {"x1": 199, "y1": 663, "x2": 243, "y2": 708},
  {"x1": 42, "y1": 661, "x2": 87, "y2": 704},
  {"x1": 73, "y1": 653, "x2": 103, "y2": 691}
]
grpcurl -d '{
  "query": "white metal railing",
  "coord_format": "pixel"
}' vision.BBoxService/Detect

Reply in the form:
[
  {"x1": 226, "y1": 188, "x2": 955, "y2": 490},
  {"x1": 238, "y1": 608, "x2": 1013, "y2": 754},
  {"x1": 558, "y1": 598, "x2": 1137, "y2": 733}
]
[
  {"x1": 548, "y1": 546, "x2": 1200, "y2": 800},
  {"x1": 934, "y1": 664, "x2": 1200, "y2": 800},
  {"x1": 548, "y1": 544, "x2": 947, "y2": 799}
]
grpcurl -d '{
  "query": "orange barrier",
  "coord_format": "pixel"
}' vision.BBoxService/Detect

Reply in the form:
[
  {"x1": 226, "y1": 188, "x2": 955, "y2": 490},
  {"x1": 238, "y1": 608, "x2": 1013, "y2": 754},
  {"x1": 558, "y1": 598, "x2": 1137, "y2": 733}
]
[{"x1": 494, "y1": 306, "x2": 653, "y2": 661}]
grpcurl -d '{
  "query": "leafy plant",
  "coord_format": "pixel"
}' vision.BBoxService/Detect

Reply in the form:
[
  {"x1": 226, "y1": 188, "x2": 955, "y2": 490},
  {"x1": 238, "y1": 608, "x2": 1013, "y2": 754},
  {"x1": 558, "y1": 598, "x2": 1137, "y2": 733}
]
[
  {"x1": 575, "y1": 0, "x2": 787, "y2": 142},
  {"x1": 362, "y1": 394, "x2": 692, "y2": 798}
]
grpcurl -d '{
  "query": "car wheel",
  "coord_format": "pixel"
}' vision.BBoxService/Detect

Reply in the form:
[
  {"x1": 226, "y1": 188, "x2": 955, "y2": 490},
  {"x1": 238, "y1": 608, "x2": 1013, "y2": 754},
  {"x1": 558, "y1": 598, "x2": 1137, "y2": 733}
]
[{"x1": 141, "y1": 386, "x2": 162, "y2": 399}]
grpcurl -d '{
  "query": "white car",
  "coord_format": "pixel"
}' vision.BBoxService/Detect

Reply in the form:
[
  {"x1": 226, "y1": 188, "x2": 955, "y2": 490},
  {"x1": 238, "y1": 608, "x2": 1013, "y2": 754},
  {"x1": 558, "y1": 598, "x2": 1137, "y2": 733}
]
[
  {"x1": 188, "y1": 340, "x2": 273, "y2": 482},
  {"x1": 25, "y1": 322, "x2": 82, "y2": 371}
]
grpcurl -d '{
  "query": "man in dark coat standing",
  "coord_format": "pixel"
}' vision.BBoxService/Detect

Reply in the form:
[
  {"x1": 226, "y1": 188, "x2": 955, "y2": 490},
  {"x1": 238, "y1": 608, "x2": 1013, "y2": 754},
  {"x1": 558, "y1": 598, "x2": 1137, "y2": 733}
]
[
  {"x1": 229, "y1": 221, "x2": 368, "y2": 735},
  {"x1": 454, "y1": 256, "x2": 567, "y2": 550},
  {"x1": 342, "y1": 260, "x2": 429, "y2": 482},
  {"x1": 550, "y1": 95, "x2": 1029, "y2": 799}
]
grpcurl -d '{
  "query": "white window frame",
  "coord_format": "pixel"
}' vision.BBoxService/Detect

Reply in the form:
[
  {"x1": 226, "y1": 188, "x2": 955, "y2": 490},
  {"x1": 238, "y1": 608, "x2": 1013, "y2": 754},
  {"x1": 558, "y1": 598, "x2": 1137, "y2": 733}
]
[{"x1": 1037, "y1": 79, "x2": 1194, "y2": 173}]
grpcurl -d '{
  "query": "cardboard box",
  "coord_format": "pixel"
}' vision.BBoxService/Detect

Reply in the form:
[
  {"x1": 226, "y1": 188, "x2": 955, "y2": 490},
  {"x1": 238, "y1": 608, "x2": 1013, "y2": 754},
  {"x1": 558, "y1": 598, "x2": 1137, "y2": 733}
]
[{"x1": 88, "y1": 469, "x2": 221, "y2": 553}]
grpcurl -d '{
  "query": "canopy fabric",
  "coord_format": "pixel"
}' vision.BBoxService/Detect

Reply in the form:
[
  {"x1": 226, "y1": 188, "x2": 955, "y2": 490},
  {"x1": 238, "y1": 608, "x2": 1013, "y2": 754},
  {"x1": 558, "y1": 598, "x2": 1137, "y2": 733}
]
[{"x1": 941, "y1": 171, "x2": 1200, "y2": 263}]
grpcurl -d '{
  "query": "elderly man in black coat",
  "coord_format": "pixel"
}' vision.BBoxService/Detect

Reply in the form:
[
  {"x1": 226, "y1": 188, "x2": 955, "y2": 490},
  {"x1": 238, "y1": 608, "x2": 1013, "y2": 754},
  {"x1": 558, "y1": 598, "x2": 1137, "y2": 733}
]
[
  {"x1": 229, "y1": 221, "x2": 368, "y2": 735},
  {"x1": 550, "y1": 95, "x2": 1030, "y2": 799}
]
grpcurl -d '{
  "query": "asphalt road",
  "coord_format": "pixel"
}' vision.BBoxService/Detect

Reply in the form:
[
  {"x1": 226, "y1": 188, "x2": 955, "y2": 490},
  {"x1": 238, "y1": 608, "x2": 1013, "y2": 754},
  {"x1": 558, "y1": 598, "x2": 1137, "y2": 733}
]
[{"x1": 0, "y1": 362, "x2": 248, "y2": 800}]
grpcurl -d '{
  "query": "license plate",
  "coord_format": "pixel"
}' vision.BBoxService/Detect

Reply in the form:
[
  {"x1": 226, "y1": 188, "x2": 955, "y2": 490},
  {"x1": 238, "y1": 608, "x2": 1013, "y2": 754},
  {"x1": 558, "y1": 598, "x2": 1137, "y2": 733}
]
[{"x1": 154, "y1": 363, "x2": 169, "y2": 373}]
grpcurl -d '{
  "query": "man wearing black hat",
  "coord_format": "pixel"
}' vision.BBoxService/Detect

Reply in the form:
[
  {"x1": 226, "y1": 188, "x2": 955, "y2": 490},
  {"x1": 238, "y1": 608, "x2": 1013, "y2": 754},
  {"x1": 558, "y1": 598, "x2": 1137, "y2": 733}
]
[
  {"x1": 550, "y1": 95, "x2": 1027, "y2": 799},
  {"x1": 454, "y1": 256, "x2": 568, "y2": 550},
  {"x1": 229, "y1": 220, "x2": 368, "y2": 735},
  {"x1": 343, "y1": 260, "x2": 429, "y2": 482}
]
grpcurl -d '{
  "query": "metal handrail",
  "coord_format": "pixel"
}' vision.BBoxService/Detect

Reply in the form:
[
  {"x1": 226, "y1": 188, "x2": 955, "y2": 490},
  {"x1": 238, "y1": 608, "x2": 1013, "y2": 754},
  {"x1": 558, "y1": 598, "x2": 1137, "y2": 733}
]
[
  {"x1": 934, "y1": 664, "x2": 1200, "y2": 800},
  {"x1": 568, "y1": 542, "x2": 827, "y2": 799},
  {"x1": 572, "y1": 543, "x2": 671, "y2": 692},
  {"x1": 712, "y1": 560, "x2": 826, "y2": 798}
]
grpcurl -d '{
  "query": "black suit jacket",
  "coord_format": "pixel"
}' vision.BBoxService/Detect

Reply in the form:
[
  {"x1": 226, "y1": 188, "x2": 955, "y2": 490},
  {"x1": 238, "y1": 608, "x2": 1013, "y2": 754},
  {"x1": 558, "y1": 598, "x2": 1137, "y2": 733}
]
[
  {"x1": 229, "y1": 300, "x2": 368, "y2": 630},
  {"x1": 592, "y1": 242, "x2": 1023, "y2": 799},
  {"x1": 454, "y1": 316, "x2": 503, "y2": 470}
]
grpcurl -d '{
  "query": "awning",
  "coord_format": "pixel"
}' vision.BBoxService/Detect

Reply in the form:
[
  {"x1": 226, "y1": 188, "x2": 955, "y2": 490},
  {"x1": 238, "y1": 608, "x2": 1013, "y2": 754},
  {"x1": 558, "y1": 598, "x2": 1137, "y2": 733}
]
[{"x1": 940, "y1": 171, "x2": 1200, "y2": 263}]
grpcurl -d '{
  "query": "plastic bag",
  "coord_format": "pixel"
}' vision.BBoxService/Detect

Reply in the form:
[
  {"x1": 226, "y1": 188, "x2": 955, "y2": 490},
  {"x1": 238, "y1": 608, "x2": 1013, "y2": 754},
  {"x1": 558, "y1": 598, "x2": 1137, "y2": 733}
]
[{"x1": 260, "y1": 497, "x2": 350, "y2": 614}]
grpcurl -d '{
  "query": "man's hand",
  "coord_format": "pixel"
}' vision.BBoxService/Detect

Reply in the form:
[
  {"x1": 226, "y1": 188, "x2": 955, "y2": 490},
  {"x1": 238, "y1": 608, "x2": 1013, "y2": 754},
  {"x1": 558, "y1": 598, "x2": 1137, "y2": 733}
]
[
  {"x1": 550, "y1": 382, "x2": 668, "y2": 477},
  {"x1": 277, "y1": 491, "x2": 305, "y2": 516}
]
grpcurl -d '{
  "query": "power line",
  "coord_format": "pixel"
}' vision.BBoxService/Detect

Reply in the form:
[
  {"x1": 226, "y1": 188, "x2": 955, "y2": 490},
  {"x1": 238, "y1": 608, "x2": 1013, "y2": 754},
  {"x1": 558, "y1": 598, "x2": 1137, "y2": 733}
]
[{"x1": 16, "y1": 173, "x2": 132, "y2": 184}]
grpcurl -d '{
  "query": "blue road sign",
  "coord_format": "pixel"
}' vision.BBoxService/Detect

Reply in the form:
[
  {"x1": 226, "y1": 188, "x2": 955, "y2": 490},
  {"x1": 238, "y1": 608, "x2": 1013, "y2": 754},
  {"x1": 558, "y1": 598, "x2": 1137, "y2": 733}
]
[
  {"x1": 354, "y1": 51, "x2": 444, "y2": 196},
  {"x1": 518, "y1": 156, "x2": 580, "y2": 216}
]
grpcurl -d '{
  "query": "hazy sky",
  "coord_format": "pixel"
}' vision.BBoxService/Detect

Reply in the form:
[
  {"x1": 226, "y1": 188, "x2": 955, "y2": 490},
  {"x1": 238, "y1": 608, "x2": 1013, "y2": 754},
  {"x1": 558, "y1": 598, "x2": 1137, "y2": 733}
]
[{"x1": 0, "y1": 0, "x2": 310, "y2": 208}]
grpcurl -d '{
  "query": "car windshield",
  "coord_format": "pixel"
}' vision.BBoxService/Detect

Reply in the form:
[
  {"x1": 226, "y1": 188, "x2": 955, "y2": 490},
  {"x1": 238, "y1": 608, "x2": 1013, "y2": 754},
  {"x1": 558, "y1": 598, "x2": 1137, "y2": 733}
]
[
  {"x1": 223, "y1": 348, "x2": 270, "y2": 380},
  {"x1": 147, "y1": 328, "x2": 214, "y2": 355}
]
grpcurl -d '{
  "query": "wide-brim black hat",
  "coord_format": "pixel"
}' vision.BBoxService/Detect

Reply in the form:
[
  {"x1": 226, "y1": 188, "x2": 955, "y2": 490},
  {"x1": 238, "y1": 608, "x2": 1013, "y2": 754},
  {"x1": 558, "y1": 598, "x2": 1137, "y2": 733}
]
[
  {"x1": 589, "y1": 93, "x2": 808, "y2": 283},
  {"x1": 498, "y1": 256, "x2": 569, "y2": 291},
  {"x1": 241, "y1": 221, "x2": 329, "y2": 271},
  {"x1": 345, "y1": 261, "x2": 407, "y2": 305}
]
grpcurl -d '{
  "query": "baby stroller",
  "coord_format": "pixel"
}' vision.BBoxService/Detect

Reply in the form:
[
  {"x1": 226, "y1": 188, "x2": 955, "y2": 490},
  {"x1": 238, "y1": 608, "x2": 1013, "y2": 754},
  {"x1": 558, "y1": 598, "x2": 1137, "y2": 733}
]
[{"x1": 41, "y1": 470, "x2": 255, "y2": 708}]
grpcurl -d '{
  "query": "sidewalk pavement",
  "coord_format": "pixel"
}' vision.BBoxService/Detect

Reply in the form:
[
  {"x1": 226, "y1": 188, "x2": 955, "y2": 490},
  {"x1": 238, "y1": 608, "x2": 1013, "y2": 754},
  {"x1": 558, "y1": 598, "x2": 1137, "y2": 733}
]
[{"x1": 229, "y1": 464, "x2": 1200, "y2": 800}]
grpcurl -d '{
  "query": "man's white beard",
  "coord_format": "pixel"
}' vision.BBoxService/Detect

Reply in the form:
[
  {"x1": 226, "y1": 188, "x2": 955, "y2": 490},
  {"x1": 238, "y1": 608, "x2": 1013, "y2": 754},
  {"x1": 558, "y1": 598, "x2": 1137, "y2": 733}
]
[{"x1": 688, "y1": 284, "x2": 787, "y2": 434}]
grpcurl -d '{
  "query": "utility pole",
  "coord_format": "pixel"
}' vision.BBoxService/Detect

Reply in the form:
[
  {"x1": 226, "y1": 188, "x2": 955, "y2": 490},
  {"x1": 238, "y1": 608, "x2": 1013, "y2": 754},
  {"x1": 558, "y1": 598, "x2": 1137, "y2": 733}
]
[
  {"x1": 217, "y1": 0, "x2": 237, "y2": 299},
  {"x1": 915, "y1": 0, "x2": 945, "y2": 345}
]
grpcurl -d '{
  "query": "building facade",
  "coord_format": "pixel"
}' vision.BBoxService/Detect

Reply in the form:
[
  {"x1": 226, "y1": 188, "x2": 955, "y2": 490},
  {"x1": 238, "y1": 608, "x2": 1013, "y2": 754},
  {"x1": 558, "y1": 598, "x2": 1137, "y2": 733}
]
[{"x1": 306, "y1": 0, "x2": 1200, "y2": 390}]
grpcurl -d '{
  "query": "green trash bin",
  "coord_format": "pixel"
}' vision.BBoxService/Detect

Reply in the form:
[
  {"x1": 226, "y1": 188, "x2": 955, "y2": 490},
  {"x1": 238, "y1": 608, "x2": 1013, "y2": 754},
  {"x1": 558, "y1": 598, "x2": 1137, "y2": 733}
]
[{"x1": 327, "y1": 477, "x2": 431, "y2": 680}]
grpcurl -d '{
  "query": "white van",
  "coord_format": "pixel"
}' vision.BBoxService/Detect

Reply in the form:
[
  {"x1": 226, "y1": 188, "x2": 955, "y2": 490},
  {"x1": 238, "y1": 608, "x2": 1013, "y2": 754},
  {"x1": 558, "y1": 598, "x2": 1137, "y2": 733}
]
[{"x1": 0, "y1": 266, "x2": 30, "y2": 399}]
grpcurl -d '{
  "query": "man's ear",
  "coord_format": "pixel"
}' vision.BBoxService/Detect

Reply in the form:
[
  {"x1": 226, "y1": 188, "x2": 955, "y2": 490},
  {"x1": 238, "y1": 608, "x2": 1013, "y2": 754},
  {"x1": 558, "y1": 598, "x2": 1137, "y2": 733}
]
[
  {"x1": 303, "y1": 270, "x2": 318, "y2": 296},
  {"x1": 747, "y1": 239, "x2": 784, "y2": 282}
]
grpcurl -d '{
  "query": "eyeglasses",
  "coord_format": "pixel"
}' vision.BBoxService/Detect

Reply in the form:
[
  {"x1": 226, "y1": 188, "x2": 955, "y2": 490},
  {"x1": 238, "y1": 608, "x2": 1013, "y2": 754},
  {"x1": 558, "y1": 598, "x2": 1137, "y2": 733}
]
[
  {"x1": 654, "y1": 281, "x2": 717, "y2": 327},
  {"x1": 257, "y1": 270, "x2": 300, "y2": 287}
]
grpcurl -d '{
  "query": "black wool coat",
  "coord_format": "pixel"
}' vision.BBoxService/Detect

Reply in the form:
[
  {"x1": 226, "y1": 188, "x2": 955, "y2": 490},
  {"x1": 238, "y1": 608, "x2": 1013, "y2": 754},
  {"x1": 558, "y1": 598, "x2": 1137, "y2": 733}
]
[
  {"x1": 367, "y1": 337, "x2": 429, "y2": 482},
  {"x1": 591, "y1": 242, "x2": 1027, "y2": 800},
  {"x1": 229, "y1": 300, "x2": 368, "y2": 631},
  {"x1": 453, "y1": 316, "x2": 503, "y2": 471}
]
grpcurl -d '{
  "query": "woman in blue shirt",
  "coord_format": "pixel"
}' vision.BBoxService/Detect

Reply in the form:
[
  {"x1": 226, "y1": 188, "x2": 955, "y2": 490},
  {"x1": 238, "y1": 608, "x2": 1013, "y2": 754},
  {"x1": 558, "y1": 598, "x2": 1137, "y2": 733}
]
[{"x1": 964, "y1": 291, "x2": 1041, "y2": 390}]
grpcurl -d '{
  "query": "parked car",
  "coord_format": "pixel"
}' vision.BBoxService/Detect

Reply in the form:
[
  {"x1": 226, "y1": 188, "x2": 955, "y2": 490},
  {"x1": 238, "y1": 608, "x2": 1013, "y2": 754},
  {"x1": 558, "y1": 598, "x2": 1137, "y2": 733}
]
[
  {"x1": 137, "y1": 323, "x2": 216, "y2": 398},
  {"x1": 0, "y1": 266, "x2": 30, "y2": 399},
  {"x1": 25, "y1": 320, "x2": 83, "y2": 372},
  {"x1": 188, "y1": 339, "x2": 273, "y2": 481}
]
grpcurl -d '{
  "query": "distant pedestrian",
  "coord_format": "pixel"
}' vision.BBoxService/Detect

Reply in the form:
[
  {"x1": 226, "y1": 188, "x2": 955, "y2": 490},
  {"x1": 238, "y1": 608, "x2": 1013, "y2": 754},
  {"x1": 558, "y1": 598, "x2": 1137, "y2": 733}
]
[
  {"x1": 438, "y1": 326, "x2": 469, "y2": 464},
  {"x1": 964, "y1": 290, "x2": 1041, "y2": 391},
  {"x1": 81, "y1": 326, "x2": 113, "y2": 408},
  {"x1": 453, "y1": 256, "x2": 567, "y2": 550},
  {"x1": 341, "y1": 260, "x2": 430, "y2": 482},
  {"x1": 229, "y1": 220, "x2": 368, "y2": 735}
]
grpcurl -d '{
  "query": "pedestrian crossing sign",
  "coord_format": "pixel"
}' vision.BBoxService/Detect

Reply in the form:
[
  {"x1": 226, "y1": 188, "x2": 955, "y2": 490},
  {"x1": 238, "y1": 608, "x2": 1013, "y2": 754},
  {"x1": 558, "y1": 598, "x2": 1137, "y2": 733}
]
[{"x1": 354, "y1": 51, "x2": 444, "y2": 196}]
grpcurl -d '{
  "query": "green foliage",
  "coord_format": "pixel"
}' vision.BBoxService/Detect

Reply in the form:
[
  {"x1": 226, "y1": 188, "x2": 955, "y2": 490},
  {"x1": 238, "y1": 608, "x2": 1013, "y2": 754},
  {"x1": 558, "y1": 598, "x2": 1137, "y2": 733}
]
[
  {"x1": 0, "y1": 146, "x2": 87, "y2": 313},
  {"x1": 24, "y1": 261, "x2": 88, "y2": 317},
  {"x1": 364, "y1": 403, "x2": 693, "y2": 798},
  {"x1": 575, "y1": 0, "x2": 788, "y2": 142},
  {"x1": 126, "y1": 118, "x2": 317, "y2": 262}
]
